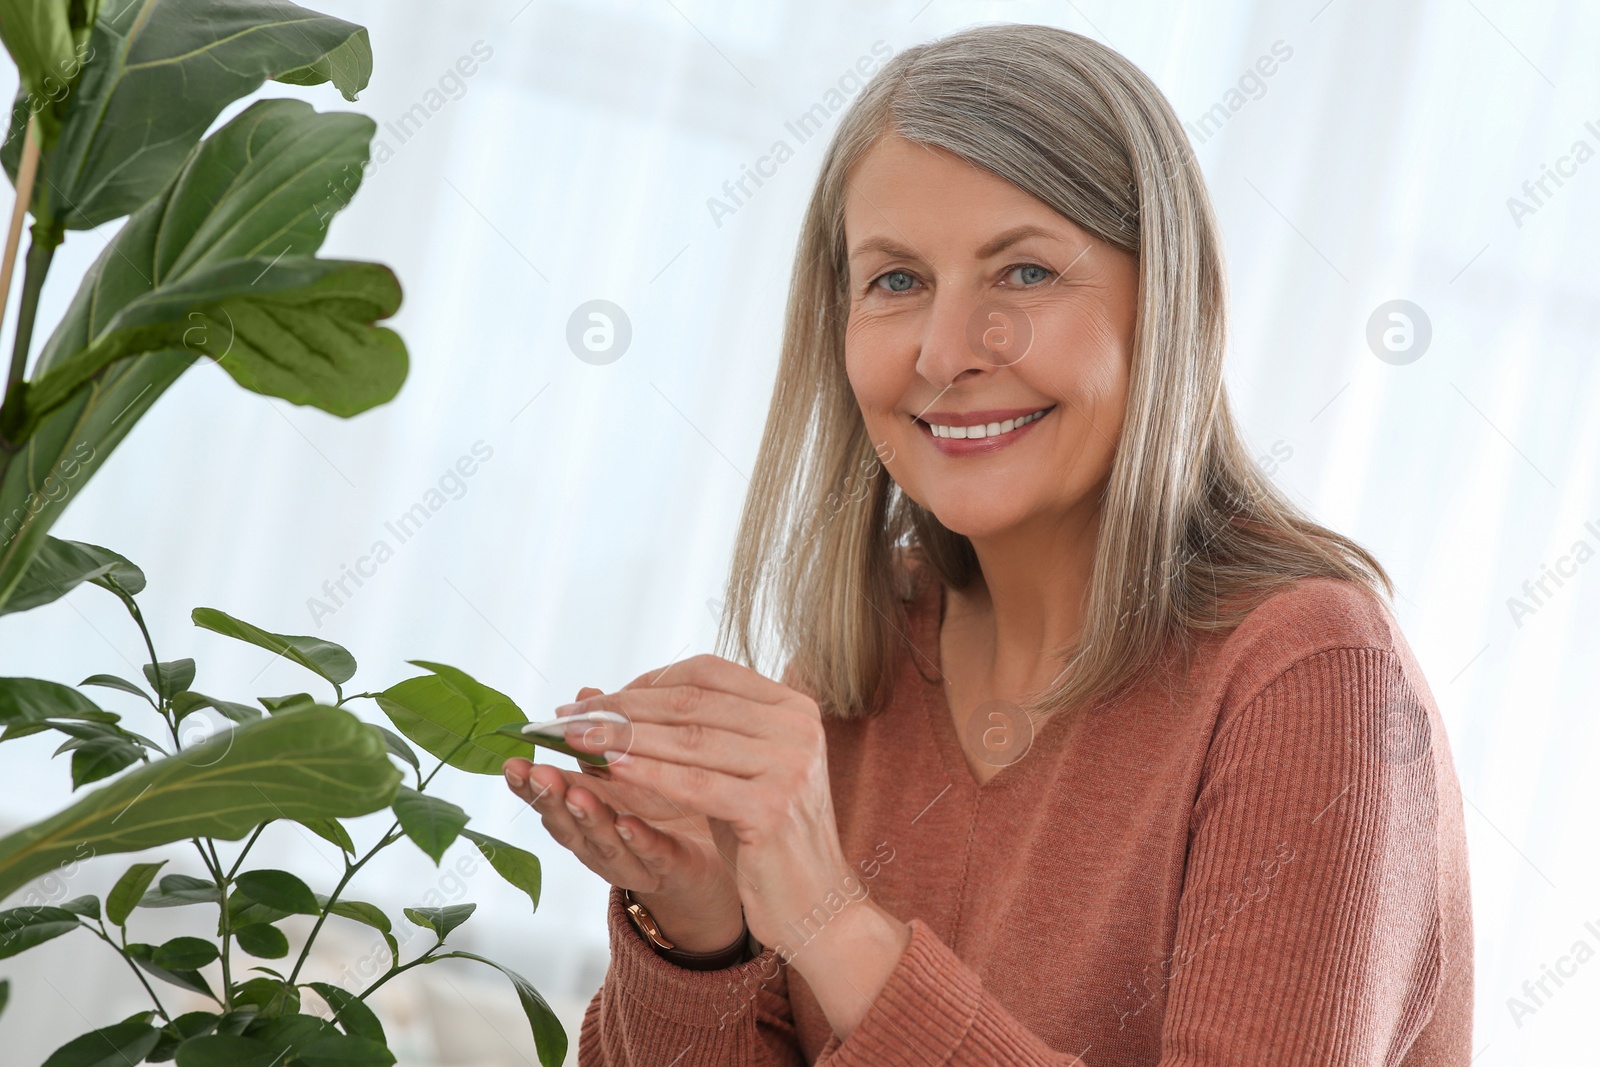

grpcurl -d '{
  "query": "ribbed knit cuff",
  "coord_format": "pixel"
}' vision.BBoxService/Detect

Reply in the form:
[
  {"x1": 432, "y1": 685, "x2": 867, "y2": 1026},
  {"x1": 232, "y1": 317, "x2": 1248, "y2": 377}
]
[
  {"x1": 816, "y1": 918, "x2": 980, "y2": 1066},
  {"x1": 602, "y1": 885, "x2": 785, "y2": 1031}
]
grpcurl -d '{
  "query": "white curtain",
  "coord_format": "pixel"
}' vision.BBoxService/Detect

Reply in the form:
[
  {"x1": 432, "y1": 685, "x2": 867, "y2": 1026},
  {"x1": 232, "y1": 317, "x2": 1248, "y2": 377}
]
[{"x1": 2, "y1": 0, "x2": 1594, "y2": 1062}]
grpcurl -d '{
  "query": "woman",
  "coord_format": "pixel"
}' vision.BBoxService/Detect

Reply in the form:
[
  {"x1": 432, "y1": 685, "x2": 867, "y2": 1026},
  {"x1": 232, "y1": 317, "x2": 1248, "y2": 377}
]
[{"x1": 502, "y1": 23, "x2": 1472, "y2": 1065}]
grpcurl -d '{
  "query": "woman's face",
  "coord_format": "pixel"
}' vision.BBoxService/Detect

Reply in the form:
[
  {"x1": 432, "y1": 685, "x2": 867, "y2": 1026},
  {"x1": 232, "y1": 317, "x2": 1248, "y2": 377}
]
[{"x1": 843, "y1": 135, "x2": 1139, "y2": 542}]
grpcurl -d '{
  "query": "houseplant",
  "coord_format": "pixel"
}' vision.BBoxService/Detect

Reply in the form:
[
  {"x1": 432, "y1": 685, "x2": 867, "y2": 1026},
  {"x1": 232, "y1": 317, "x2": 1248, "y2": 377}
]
[{"x1": 0, "y1": 2, "x2": 568, "y2": 1064}]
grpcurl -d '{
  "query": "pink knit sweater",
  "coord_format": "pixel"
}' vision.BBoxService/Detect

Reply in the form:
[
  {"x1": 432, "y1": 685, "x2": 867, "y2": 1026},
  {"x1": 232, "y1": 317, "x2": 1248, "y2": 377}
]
[{"x1": 577, "y1": 551, "x2": 1473, "y2": 1064}]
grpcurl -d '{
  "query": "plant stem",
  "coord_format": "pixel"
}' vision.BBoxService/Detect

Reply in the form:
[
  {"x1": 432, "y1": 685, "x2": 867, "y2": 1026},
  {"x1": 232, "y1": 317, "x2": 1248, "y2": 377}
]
[
  {"x1": 114, "y1": 586, "x2": 179, "y2": 745},
  {"x1": 194, "y1": 838, "x2": 234, "y2": 1011},
  {"x1": 0, "y1": 117, "x2": 42, "y2": 415},
  {"x1": 0, "y1": 228, "x2": 60, "y2": 445},
  {"x1": 357, "y1": 944, "x2": 440, "y2": 1000},
  {"x1": 226, "y1": 823, "x2": 268, "y2": 881},
  {"x1": 284, "y1": 823, "x2": 401, "y2": 986},
  {"x1": 89, "y1": 919, "x2": 171, "y2": 1022}
]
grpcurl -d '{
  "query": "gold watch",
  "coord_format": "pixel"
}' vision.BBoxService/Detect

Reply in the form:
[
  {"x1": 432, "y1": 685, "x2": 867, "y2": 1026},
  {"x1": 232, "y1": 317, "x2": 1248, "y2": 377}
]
[{"x1": 623, "y1": 889, "x2": 754, "y2": 970}]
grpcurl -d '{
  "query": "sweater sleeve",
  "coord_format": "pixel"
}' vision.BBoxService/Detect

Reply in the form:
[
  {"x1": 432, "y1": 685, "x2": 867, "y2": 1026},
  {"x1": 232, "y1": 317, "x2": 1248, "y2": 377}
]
[
  {"x1": 810, "y1": 646, "x2": 1443, "y2": 1067},
  {"x1": 577, "y1": 885, "x2": 806, "y2": 1066}
]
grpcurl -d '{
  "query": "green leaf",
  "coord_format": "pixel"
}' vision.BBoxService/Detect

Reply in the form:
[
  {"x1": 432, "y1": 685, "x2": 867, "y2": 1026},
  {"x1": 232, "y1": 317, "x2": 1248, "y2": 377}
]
[
  {"x1": 107, "y1": 860, "x2": 166, "y2": 925},
  {"x1": 434, "y1": 951, "x2": 568, "y2": 1067},
  {"x1": 152, "y1": 936, "x2": 220, "y2": 970},
  {"x1": 373, "y1": 725, "x2": 420, "y2": 774},
  {"x1": 0, "y1": 0, "x2": 95, "y2": 149},
  {"x1": 403, "y1": 902, "x2": 475, "y2": 941},
  {"x1": 232, "y1": 922, "x2": 288, "y2": 959},
  {"x1": 229, "y1": 977, "x2": 299, "y2": 1017},
  {"x1": 375, "y1": 671, "x2": 529, "y2": 775},
  {"x1": 226, "y1": 892, "x2": 290, "y2": 930},
  {"x1": 0, "y1": 705, "x2": 401, "y2": 901},
  {"x1": 326, "y1": 900, "x2": 396, "y2": 967},
  {"x1": 0, "y1": 905, "x2": 82, "y2": 958},
  {"x1": 296, "y1": 817, "x2": 354, "y2": 856},
  {"x1": 143, "y1": 659, "x2": 196, "y2": 702},
  {"x1": 233, "y1": 870, "x2": 319, "y2": 916},
  {"x1": 258, "y1": 693, "x2": 316, "y2": 714},
  {"x1": 462, "y1": 829, "x2": 541, "y2": 911},
  {"x1": 60, "y1": 894, "x2": 100, "y2": 919},
  {"x1": 2, "y1": 0, "x2": 372, "y2": 231},
  {"x1": 192, "y1": 605, "x2": 356, "y2": 688},
  {"x1": 42, "y1": 1021, "x2": 162, "y2": 1067},
  {"x1": 141, "y1": 873, "x2": 221, "y2": 909},
  {"x1": 0, "y1": 678, "x2": 117, "y2": 728},
  {"x1": 0, "y1": 537, "x2": 144, "y2": 615},
  {"x1": 173, "y1": 1033, "x2": 282, "y2": 1067},
  {"x1": 0, "y1": 976, "x2": 7, "y2": 1019},
  {"x1": 127, "y1": 941, "x2": 215, "y2": 998},
  {"x1": 81, "y1": 674, "x2": 154, "y2": 704},
  {"x1": 67, "y1": 728, "x2": 145, "y2": 788},
  {"x1": 295, "y1": 1034, "x2": 395, "y2": 1067},
  {"x1": 307, "y1": 982, "x2": 385, "y2": 1044},
  {"x1": 391, "y1": 786, "x2": 467, "y2": 864},
  {"x1": 172, "y1": 691, "x2": 261, "y2": 724},
  {"x1": 147, "y1": 1011, "x2": 220, "y2": 1062}
]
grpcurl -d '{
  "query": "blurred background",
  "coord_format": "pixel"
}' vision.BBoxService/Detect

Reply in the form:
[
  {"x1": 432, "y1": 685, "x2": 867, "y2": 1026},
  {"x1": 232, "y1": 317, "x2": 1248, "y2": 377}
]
[{"x1": 2, "y1": 0, "x2": 1596, "y2": 1062}]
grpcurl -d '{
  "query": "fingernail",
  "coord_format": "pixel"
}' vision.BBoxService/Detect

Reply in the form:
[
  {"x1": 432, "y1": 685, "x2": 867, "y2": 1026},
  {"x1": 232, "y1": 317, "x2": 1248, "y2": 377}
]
[
  {"x1": 503, "y1": 765, "x2": 525, "y2": 788},
  {"x1": 565, "y1": 799, "x2": 586, "y2": 820},
  {"x1": 604, "y1": 750, "x2": 630, "y2": 765},
  {"x1": 615, "y1": 823, "x2": 634, "y2": 842},
  {"x1": 555, "y1": 702, "x2": 580, "y2": 716}
]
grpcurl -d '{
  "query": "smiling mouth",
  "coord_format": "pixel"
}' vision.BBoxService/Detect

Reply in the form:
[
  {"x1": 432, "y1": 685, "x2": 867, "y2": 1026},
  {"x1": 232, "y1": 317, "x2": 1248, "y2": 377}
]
[{"x1": 914, "y1": 405, "x2": 1056, "y2": 440}]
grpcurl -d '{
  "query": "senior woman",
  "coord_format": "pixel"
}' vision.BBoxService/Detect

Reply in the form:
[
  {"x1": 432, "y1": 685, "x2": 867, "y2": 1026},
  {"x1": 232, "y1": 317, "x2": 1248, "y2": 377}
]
[{"x1": 501, "y1": 23, "x2": 1472, "y2": 1066}]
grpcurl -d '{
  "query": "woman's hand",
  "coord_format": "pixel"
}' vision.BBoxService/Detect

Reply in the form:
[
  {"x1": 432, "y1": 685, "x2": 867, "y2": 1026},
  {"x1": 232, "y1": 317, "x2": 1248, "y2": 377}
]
[
  {"x1": 557, "y1": 656, "x2": 911, "y2": 1036},
  {"x1": 502, "y1": 687, "x2": 745, "y2": 952}
]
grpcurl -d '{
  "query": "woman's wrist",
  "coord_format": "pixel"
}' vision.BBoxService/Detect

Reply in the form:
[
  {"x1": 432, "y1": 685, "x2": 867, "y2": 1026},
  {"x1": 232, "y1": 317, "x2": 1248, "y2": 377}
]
[
  {"x1": 627, "y1": 886, "x2": 746, "y2": 953},
  {"x1": 785, "y1": 896, "x2": 910, "y2": 1039}
]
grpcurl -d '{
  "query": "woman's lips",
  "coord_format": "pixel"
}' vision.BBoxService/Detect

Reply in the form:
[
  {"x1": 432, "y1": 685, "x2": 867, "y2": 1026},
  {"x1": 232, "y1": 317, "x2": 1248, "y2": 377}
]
[{"x1": 914, "y1": 404, "x2": 1056, "y2": 456}]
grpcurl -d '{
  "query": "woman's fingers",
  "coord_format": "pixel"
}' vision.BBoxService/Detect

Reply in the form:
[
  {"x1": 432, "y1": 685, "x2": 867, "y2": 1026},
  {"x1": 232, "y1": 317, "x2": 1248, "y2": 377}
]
[{"x1": 566, "y1": 720, "x2": 766, "y2": 778}]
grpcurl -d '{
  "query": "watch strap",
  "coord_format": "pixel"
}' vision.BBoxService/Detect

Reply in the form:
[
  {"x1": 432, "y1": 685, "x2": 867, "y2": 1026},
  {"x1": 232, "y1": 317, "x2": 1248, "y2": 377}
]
[{"x1": 623, "y1": 889, "x2": 753, "y2": 971}]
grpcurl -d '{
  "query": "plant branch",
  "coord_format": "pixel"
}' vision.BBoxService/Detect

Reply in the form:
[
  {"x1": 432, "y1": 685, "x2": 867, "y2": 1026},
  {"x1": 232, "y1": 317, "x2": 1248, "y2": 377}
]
[
  {"x1": 226, "y1": 823, "x2": 269, "y2": 881},
  {"x1": 356, "y1": 942, "x2": 441, "y2": 1001},
  {"x1": 111, "y1": 584, "x2": 179, "y2": 745},
  {"x1": 0, "y1": 116, "x2": 42, "y2": 409},
  {"x1": 194, "y1": 837, "x2": 234, "y2": 1011},
  {"x1": 87, "y1": 919, "x2": 171, "y2": 1022}
]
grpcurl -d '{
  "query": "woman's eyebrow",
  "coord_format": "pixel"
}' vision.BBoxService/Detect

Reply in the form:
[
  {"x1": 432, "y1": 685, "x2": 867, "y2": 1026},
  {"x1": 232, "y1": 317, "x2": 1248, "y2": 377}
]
[
  {"x1": 848, "y1": 224, "x2": 1067, "y2": 264},
  {"x1": 848, "y1": 235, "x2": 923, "y2": 262}
]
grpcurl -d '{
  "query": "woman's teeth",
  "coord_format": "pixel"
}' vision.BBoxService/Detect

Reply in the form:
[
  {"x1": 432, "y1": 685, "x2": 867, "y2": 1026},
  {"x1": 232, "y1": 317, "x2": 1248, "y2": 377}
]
[{"x1": 925, "y1": 407, "x2": 1050, "y2": 439}]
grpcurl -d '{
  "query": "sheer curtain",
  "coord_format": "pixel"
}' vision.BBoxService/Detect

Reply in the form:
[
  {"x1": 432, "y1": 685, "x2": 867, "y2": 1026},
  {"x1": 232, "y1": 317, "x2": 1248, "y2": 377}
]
[{"x1": 1, "y1": 0, "x2": 1593, "y2": 1062}]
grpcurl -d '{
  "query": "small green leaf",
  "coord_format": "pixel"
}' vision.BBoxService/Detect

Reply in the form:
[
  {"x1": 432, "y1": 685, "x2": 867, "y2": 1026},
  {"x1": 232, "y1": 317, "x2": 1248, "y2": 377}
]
[
  {"x1": 1, "y1": 539, "x2": 145, "y2": 616},
  {"x1": 307, "y1": 982, "x2": 385, "y2": 1044},
  {"x1": 81, "y1": 674, "x2": 155, "y2": 704},
  {"x1": 229, "y1": 977, "x2": 299, "y2": 1017},
  {"x1": 296, "y1": 817, "x2": 355, "y2": 855},
  {"x1": 107, "y1": 860, "x2": 167, "y2": 925},
  {"x1": 60, "y1": 895, "x2": 101, "y2": 920},
  {"x1": 153, "y1": 936, "x2": 221, "y2": 970},
  {"x1": 127, "y1": 942, "x2": 215, "y2": 998},
  {"x1": 172, "y1": 692, "x2": 261, "y2": 724},
  {"x1": 326, "y1": 900, "x2": 396, "y2": 967},
  {"x1": 490, "y1": 721, "x2": 611, "y2": 767},
  {"x1": 0, "y1": 905, "x2": 83, "y2": 958},
  {"x1": 0, "y1": 679, "x2": 117, "y2": 729},
  {"x1": 192, "y1": 608, "x2": 356, "y2": 687},
  {"x1": 375, "y1": 672, "x2": 529, "y2": 775},
  {"x1": 258, "y1": 693, "x2": 316, "y2": 714},
  {"x1": 462, "y1": 829, "x2": 541, "y2": 911},
  {"x1": 404, "y1": 902, "x2": 475, "y2": 940},
  {"x1": 373, "y1": 726, "x2": 419, "y2": 774},
  {"x1": 0, "y1": 977, "x2": 8, "y2": 1018},
  {"x1": 233, "y1": 923, "x2": 288, "y2": 959},
  {"x1": 433, "y1": 951, "x2": 568, "y2": 1067},
  {"x1": 146, "y1": 1011, "x2": 220, "y2": 1062},
  {"x1": 391, "y1": 786, "x2": 467, "y2": 864},
  {"x1": 42, "y1": 1021, "x2": 162, "y2": 1067},
  {"x1": 68, "y1": 730, "x2": 146, "y2": 789},
  {"x1": 141, "y1": 873, "x2": 222, "y2": 909},
  {"x1": 233, "y1": 870, "x2": 320, "y2": 916},
  {"x1": 295, "y1": 1034, "x2": 395, "y2": 1067},
  {"x1": 143, "y1": 660, "x2": 197, "y2": 702}
]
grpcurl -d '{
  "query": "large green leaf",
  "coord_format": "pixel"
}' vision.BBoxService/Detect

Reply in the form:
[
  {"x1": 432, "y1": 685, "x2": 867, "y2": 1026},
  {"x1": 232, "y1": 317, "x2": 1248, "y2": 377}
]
[
  {"x1": 192, "y1": 605, "x2": 356, "y2": 689},
  {"x1": 0, "y1": 536, "x2": 143, "y2": 615},
  {"x1": 42, "y1": 1020, "x2": 162, "y2": 1067},
  {"x1": 2, "y1": 0, "x2": 370, "y2": 230},
  {"x1": 232, "y1": 869, "x2": 319, "y2": 916},
  {"x1": 0, "y1": 705, "x2": 400, "y2": 902},
  {"x1": 375, "y1": 669, "x2": 529, "y2": 775},
  {"x1": 0, "y1": 904, "x2": 82, "y2": 958},
  {"x1": 0, "y1": 94, "x2": 404, "y2": 614},
  {"x1": 432, "y1": 951, "x2": 567, "y2": 1067},
  {"x1": 0, "y1": 678, "x2": 117, "y2": 735}
]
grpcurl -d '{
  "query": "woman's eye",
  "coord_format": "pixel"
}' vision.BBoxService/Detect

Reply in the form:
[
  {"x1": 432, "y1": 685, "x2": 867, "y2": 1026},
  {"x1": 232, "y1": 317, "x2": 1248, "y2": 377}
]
[
  {"x1": 1007, "y1": 264, "x2": 1052, "y2": 286},
  {"x1": 874, "y1": 270, "x2": 917, "y2": 293}
]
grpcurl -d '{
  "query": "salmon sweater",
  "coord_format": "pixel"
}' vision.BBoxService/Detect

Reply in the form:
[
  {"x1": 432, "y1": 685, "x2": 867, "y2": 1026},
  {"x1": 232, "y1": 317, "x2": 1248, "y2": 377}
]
[{"x1": 577, "y1": 551, "x2": 1473, "y2": 1065}]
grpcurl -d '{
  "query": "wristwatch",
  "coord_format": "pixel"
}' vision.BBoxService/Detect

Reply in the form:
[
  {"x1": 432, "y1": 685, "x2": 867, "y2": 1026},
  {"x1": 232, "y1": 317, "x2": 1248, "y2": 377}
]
[{"x1": 623, "y1": 889, "x2": 755, "y2": 970}]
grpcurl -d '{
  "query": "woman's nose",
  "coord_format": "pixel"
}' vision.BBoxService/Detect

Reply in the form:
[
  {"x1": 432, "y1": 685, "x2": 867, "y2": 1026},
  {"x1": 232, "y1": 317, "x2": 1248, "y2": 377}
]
[{"x1": 914, "y1": 289, "x2": 1033, "y2": 387}]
